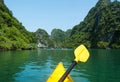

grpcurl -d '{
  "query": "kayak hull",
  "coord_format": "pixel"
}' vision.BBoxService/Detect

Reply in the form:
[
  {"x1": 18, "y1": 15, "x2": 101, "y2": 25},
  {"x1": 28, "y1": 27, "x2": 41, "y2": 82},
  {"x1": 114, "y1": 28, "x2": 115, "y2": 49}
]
[{"x1": 47, "y1": 62, "x2": 73, "y2": 82}]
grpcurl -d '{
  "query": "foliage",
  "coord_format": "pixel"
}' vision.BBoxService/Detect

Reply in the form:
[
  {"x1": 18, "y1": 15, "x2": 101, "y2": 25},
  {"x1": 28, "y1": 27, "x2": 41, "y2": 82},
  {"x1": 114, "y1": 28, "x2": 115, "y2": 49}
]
[
  {"x1": 51, "y1": 29, "x2": 71, "y2": 48},
  {"x1": 51, "y1": 29, "x2": 65, "y2": 47},
  {"x1": 0, "y1": 2, "x2": 35, "y2": 50},
  {"x1": 66, "y1": 0, "x2": 120, "y2": 49},
  {"x1": 1, "y1": 0, "x2": 120, "y2": 49},
  {"x1": 34, "y1": 28, "x2": 54, "y2": 47}
]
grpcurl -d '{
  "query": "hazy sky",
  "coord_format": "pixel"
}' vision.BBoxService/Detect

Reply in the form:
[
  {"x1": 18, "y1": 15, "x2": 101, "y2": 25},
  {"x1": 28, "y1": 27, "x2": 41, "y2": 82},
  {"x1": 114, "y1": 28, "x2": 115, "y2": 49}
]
[{"x1": 4, "y1": 0, "x2": 112, "y2": 34}]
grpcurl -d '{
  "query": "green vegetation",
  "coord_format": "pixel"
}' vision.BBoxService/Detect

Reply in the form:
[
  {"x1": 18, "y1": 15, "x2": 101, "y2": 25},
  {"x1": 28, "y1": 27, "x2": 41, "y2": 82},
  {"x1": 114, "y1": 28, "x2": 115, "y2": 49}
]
[
  {"x1": 0, "y1": 1, "x2": 35, "y2": 50},
  {"x1": 0, "y1": 0, "x2": 120, "y2": 49},
  {"x1": 65, "y1": 0, "x2": 120, "y2": 49},
  {"x1": 51, "y1": 29, "x2": 65, "y2": 47},
  {"x1": 34, "y1": 28, "x2": 72, "y2": 48},
  {"x1": 51, "y1": 29, "x2": 71, "y2": 48},
  {"x1": 34, "y1": 28, "x2": 54, "y2": 47}
]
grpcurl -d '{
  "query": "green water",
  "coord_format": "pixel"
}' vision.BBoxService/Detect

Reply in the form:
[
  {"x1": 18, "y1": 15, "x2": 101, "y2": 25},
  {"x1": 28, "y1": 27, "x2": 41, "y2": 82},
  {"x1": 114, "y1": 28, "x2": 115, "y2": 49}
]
[{"x1": 0, "y1": 49, "x2": 120, "y2": 82}]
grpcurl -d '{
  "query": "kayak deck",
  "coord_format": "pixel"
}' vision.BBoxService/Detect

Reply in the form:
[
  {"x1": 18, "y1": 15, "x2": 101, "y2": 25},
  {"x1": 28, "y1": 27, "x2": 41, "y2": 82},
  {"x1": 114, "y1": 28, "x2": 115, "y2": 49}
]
[{"x1": 47, "y1": 62, "x2": 73, "y2": 82}]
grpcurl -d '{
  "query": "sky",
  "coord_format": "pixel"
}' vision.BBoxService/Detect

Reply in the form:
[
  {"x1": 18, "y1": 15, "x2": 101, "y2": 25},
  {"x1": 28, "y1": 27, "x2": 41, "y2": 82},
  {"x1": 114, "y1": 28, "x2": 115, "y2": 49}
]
[{"x1": 4, "y1": 0, "x2": 102, "y2": 34}]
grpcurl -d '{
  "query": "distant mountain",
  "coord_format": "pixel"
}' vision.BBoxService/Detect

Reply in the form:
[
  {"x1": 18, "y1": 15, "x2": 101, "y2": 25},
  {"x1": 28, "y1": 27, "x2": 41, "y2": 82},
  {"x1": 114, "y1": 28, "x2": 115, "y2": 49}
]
[
  {"x1": 35, "y1": 28, "x2": 72, "y2": 48},
  {"x1": 51, "y1": 28, "x2": 72, "y2": 48},
  {"x1": 0, "y1": 1, "x2": 35, "y2": 50},
  {"x1": 67, "y1": 0, "x2": 120, "y2": 49},
  {"x1": 1, "y1": 0, "x2": 120, "y2": 49},
  {"x1": 34, "y1": 28, "x2": 54, "y2": 47}
]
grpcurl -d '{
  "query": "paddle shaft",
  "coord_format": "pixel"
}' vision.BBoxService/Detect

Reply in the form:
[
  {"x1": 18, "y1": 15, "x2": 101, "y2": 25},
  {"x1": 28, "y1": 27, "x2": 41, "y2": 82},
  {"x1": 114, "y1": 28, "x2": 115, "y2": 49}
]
[{"x1": 58, "y1": 61, "x2": 77, "y2": 82}]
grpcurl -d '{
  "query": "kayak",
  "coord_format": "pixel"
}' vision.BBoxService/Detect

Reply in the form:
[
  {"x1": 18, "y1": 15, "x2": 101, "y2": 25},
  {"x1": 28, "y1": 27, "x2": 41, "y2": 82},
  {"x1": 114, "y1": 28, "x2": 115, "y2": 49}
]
[{"x1": 47, "y1": 62, "x2": 73, "y2": 82}]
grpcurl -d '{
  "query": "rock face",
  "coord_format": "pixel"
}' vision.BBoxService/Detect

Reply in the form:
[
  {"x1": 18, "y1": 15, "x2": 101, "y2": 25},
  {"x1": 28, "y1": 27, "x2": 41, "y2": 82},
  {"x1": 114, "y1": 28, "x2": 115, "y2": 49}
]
[
  {"x1": 34, "y1": 28, "x2": 54, "y2": 47},
  {"x1": 68, "y1": 0, "x2": 120, "y2": 49}
]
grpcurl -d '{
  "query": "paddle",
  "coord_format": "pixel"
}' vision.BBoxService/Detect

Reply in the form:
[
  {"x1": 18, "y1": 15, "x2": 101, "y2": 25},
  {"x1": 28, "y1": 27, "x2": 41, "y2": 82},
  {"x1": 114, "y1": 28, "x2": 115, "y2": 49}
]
[{"x1": 58, "y1": 44, "x2": 90, "y2": 82}]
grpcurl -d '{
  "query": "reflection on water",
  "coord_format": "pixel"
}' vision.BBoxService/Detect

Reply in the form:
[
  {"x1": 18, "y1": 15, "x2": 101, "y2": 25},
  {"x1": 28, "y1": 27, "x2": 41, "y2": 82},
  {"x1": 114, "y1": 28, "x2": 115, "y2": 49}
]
[{"x1": 0, "y1": 49, "x2": 120, "y2": 82}]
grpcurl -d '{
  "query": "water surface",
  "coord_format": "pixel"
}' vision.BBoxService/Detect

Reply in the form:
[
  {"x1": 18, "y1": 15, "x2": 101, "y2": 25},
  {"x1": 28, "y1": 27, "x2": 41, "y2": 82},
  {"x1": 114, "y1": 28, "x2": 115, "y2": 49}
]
[{"x1": 0, "y1": 49, "x2": 120, "y2": 82}]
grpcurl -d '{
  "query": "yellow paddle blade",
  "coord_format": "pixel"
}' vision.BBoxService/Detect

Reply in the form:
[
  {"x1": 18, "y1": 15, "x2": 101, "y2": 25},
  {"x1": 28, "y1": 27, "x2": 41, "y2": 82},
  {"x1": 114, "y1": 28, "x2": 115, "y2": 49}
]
[
  {"x1": 47, "y1": 62, "x2": 73, "y2": 82},
  {"x1": 74, "y1": 44, "x2": 89, "y2": 62}
]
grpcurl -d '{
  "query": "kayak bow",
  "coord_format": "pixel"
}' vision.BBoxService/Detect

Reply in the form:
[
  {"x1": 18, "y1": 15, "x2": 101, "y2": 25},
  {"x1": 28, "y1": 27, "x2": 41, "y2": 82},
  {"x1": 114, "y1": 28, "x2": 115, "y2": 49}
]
[{"x1": 47, "y1": 62, "x2": 73, "y2": 82}]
